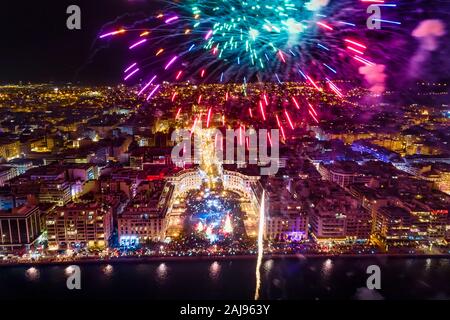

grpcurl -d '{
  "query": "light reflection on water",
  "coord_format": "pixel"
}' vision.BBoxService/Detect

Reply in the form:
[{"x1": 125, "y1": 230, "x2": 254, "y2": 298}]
[
  {"x1": 2, "y1": 257, "x2": 449, "y2": 300},
  {"x1": 405, "y1": 259, "x2": 414, "y2": 267},
  {"x1": 439, "y1": 259, "x2": 449, "y2": 267},
  {"x1": 25, "y1": 267, "x2": 39, "y2": 281},
  {"x1": 65, "y1": 265, "x2": 76, "y2": 276},
  {"x1": 209, "y1": 261, "x2": 221, "y2": 280},
  {"x1": 426, "y1": 258, "x2": 432, "y2": 270},
  {"x1": 103, "y1": 264, "x2": 114, "y2": 277},
  {"x1": 263, "y1": 259, "x2": 274, "y2": 274},
  {"x1": 321, "y1": 258, "x2": 333, "y2": 279},
  {"x1": 156, "y1": 263, "x2": 168, "y2": 283}
]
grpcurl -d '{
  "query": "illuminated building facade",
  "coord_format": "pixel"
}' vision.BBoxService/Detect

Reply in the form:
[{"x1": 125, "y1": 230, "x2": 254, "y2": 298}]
[
  {"x1": 309, "y1": 196, "x2": 372, "y2": 242},
  {"x1": 38, "y1": 181, "x2": 72, "y2": 206},
  {"x1": 118, "y1": 211, "x2": 165, "y2": 244},
  {"x1": 264, "y1": 177, "x2": 308, "y2": 241},
  {"x1": 0, "y1": 139, "x2": 20, "y2": 161},
  {"x1": 0, "y1": 166, "x2": 18, "y2": 186},
  {"x1": 0, "y1": 205, "x2": 41, "y2": 252},
  {"x1": 318, "y1": 161, "x2": 371, "y2": 188},
  {"x1": 46, "y1": 202, "x2": 113, "y2": 250},
  {"x1": 117, "y1": 187, "x2": 168, "y2": 244},
  {"x1": 373, "y1": 206, "x2": 413, "y2": 245},
  {"x1": 265, "y1": 214, "x2": 308, "y2": 241},
  {"x1": 402, "y1": 163, "x2": 450, "y2": 195}
]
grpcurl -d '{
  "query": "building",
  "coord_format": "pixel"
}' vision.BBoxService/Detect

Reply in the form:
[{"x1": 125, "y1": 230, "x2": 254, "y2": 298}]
[
  {"x1": 309, "y1": 195, "x2": 372, "y2": 242},
  {"x1": 65, "y1": 163, "x2": 99, "y2": 181},
  {"x1": 373, "y1": 206, "x2": 412, "y2": 247},
  {"x1": 318, "y1": 161, "x2": 371, "y2": 188},
  {"x1": 118, "y1": 211, "x2": 165, "y2": 245},
  {"x1": 350, "y1": 177, "x2": 450, "y2": 247},
  {"x1": 7, "y1": 158, "x2": 34, "y2": 175},
  {"x1": 0, "y1": 205, "x2": 42, "y2": 252},
  {"x1": 265, "y1": 177, "x2": 308, "y2": 241},
  {"x1": 0, "y1": 166, "x2": 18, "y2": 186},
  {"x1": 118, "y1": 189, "x2": 166, "y2": 244},
  {"x1": 7, "y1": 163, "x2": 94, "y2": 206},
  {"x1": 0, "y1": 187, "x2": 27, "y2": 211},
  {"x1": 38, "y1": 181, "x2": 72, "y2": 206},
  {"x1": 0, "y1": 138, "x2": 20, "y2": 161},
  {"x1": 402, "y1": 163, "x2": 450, "y2": 195},
  {"x1": 352, "y1": 140, "x2": 403, "y2": 163},
  {"x1": 266, "y1": 213, "x2": 308, "y2": 242},
  {"x1": 46, "y1": 202, "x2": 113, "y2": 250},
  {"x1": 409, "y1": 209, "x2": 448, "y2": 242}
]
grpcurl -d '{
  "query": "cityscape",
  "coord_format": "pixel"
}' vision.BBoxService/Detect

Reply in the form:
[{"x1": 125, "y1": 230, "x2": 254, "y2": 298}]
[
  {"x1": 0, "y1": 0, "x2": 449, "y2": 304},
  {"x1": 0, "y1": 82, "x2": 448, "y2": 256}
]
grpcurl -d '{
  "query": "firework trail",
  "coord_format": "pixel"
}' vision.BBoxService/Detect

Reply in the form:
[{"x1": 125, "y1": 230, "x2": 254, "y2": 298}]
[
  {"x1": 254, "y1": 190, "x2": 265, "y2": 300},
  {"x1": 98, "y1": 0, "x2": 402, "y2": 129}
]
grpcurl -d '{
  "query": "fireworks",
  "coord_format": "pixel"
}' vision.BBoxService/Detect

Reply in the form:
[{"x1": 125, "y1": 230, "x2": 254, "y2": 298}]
[
  {"x1": 100, "y1": 1, "x2": 398, "y2": 85},
  {"x1": 196, "y1": 221, "x2": 205, "y2": 233},
  {"x1": 194, "y1": 214, "x2": 233, "y2": 242},
  {"x1": 189, "y1": 190, "x2": 238, "y2": 243},
  {"x1": 254, "y1": 190, "x2": 265, "y2": 300},
  {"x1": 99, "y1": 0, "x2": 400, "y2": 131},
  {"x1": 223, "y1": 214, "x2": 233, "y2": 234}
]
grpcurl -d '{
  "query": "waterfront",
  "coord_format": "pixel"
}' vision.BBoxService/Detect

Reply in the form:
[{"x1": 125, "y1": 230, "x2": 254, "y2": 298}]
[{"x1": 1, "y1": 257, "x2": 449, "y2": 300}]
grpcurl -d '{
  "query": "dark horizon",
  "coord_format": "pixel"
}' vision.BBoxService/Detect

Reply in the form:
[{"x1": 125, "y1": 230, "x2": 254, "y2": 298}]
[{"x1": 1, "y1": 0, "x2": 160, "y2": 85}]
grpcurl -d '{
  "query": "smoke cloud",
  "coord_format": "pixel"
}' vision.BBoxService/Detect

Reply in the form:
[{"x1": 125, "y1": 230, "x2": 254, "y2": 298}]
[
  {"x1": 305, "y1": 0, "x2": 330, "y2": 11},
  {"x1": 359, "y1": 64, "x2": 387, "y2": 94},
  {"x1": 409, "y1": 19, "x2": 446, "y2": 78}
]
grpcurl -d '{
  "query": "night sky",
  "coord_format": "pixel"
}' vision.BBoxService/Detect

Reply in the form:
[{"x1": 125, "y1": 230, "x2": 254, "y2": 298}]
[
  {"x1": 0, "y1": 0, "x2": 449, "y2": 86},
  {"x1": 0, "y1": 0, "x2": 158, "y2": 84}
]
